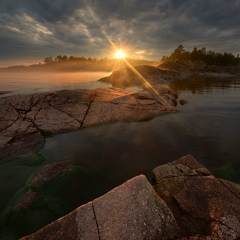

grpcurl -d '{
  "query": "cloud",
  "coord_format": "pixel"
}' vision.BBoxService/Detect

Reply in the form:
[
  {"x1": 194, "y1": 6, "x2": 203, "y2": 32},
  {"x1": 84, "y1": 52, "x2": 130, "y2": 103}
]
[{"x1": 0, "y1": 0, "x2": 239, "y2": 65}]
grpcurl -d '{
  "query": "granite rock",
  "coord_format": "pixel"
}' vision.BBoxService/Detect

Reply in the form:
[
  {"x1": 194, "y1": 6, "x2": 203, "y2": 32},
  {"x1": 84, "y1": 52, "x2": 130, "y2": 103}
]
[
  {"x1": 20, "y1": 155, "x2": 240, "y2": 240},
  {"x1": 20, "y1": 175, "x2": 180, "y2": 240},
  {"x1": 99, "y1": 65, "x2": 184, "y2": 88},
  {"x1": 0, "y1": 87, "x2": 178, "y2": 159},
  {"x1": 153, "y1": 154, "x2": 240, "y2": 239}
]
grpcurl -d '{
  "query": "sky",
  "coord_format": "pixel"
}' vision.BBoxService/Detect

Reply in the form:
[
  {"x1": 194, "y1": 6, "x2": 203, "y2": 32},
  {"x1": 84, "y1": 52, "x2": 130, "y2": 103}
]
[{"x1": 0, "y1": 0, "x2": 239, "y2": 67}]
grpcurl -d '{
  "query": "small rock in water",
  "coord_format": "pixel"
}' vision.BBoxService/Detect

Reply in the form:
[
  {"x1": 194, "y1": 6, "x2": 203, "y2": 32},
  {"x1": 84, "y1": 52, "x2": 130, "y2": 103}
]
[{"x1": 179, "y1": 99, "x2": 188, "y2": 105}]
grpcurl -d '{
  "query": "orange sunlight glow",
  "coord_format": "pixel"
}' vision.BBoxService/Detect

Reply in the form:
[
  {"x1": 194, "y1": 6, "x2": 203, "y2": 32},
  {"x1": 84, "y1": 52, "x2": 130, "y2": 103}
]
[
  {"x1": 115, "y1": 50, "x2": 126, "y2": 59},
  {"x1": 85, "y1": 4, "x2": 170, "y2": 106}
]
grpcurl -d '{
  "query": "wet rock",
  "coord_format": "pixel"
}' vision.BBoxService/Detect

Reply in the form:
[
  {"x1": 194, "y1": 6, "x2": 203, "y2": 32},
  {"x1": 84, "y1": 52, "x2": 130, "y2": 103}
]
[
  {"x1": 13, "y1": 190, "x2": 37, "y2": 212},
  {"x1": 20, "y1": 175, "x2": 180, "y2": 240},
  {"x1": 179, "y1": 99, "x2": 188, "y2": 105},
  {"x1": 153, "y1": 154, "x2": 240, "y2": 239},
  {"x1": 11, "y1": 162, "x2": 75, "y2": 212}
]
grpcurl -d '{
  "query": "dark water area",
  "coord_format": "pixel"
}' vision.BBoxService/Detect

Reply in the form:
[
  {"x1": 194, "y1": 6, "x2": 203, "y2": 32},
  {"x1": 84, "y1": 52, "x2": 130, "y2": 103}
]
[{"x1": 1, "y1": 75, "x2": 240, "y2": 239}]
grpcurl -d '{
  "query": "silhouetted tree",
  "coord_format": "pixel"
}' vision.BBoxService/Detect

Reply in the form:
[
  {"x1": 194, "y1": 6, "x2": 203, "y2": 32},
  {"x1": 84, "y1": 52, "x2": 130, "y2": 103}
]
[
  {"x1": 162, "y1": 45, "x2": 240, "y2": 66},
  {"x1": 44, "y1": 56, "x2": 53, "y2": 63}
]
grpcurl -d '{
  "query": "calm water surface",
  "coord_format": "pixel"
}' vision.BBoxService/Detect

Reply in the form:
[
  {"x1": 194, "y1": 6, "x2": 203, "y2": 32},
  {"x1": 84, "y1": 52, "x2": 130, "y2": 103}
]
[
  {"x1": 0, "y1": 75, "x2": 240, "y2": 238},
  {"x1": 41, "y1": 76, "x2": 240, "y2": 183},
  {"x1": 0, "y1": 71, "x2": 111, "y2": 97}
]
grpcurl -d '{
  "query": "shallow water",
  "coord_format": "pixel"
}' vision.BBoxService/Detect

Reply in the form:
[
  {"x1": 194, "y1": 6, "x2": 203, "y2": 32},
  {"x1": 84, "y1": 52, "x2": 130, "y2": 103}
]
[{"x1": 0, "y1": 75, "x2": 240, "y2": 238}]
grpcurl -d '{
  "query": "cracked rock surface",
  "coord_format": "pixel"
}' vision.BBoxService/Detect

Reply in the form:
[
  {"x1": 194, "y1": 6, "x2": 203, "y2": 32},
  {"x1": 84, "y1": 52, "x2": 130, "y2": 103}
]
[
  {"x1": 153, "y1": 154, "x2": 240, "y2": 240},
  {"x1": 0, "y1": 87, "x2": 177, "y2": 159},
  {"x1": 20, "y1": 175, "x2": 180, "y2": 240},
  {"x1": 20, "y1": 155, "x2": 240, "y2": 240}
]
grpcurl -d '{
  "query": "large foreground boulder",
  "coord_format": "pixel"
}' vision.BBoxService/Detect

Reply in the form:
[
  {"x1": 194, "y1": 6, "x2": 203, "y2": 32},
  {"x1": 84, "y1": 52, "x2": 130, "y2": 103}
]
[
  {"x1": 20, "y1": 155, "x2": 240, "y2": 240},
  {"x1": 20, "y1": 175, "x2": 180, "y2": 240}
]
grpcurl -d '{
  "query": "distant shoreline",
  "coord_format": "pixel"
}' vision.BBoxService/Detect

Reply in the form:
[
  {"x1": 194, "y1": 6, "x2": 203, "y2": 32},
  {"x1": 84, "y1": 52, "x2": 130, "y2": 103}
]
[
  {"x1": 0, "y1": 58, "x2": 158, "y2": 73},
  {"x1": 0, "y1": 91, "x2": 12, "y2": 95}
]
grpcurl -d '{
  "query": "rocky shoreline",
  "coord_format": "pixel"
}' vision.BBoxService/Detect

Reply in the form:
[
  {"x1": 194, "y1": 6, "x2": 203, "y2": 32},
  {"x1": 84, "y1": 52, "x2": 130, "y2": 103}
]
[
  {"x1": 1, "y1": 62, "x2": 239, "y2": 239},
  {"x1": 0, "y1": 86, "x2": 178, "y2": 160},
  {"x1": 20, "y1": 154, "x2": 240, "y2": 240}
]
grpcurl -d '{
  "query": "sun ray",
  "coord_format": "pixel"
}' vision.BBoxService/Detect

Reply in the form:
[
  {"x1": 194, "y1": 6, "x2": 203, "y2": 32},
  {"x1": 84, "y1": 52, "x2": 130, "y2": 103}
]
[
  {"x1": 84, "y1": 3, "x2": 170, "y2": 106},
  {"x1": 122, "y1": 58, "x2": 170, "y2": 107}
]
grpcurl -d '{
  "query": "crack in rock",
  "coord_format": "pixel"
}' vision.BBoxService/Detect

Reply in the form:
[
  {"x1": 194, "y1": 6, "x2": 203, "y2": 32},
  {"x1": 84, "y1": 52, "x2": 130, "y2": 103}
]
[{"x1": 0, "y1": 88, "x2": 177, "y2": 159}]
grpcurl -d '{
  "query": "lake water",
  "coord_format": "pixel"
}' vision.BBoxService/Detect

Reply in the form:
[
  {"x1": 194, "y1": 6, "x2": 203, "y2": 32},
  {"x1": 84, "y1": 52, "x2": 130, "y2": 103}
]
[
  {"x1": 41, "y1": 75, "x2": 240, "y2": 183},
  {"x1": 0, "y1": 74, "x2": 240, "y2": 239},
  {"x1": 0, "y1": 71, "x2": 112, "y2": 97}
]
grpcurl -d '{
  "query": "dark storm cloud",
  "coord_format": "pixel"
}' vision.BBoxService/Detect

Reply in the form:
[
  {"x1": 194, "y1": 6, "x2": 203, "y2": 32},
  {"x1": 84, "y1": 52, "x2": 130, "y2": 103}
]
[{"x1": 0, "y1": 0, "x2": 239, "y2": 65}]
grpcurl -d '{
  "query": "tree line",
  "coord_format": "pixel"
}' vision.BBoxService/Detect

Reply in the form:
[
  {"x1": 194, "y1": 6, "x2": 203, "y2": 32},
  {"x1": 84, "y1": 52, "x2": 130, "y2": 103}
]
[
  {"x1": 42, "y1": 55, "x2": 157, "y2": 71},
  {"x1": 161, "y1": 45, "x2": 240, "y2": 66},
  {"x1": 44, "y1": 55, "x2": 110, "y2": 63}
]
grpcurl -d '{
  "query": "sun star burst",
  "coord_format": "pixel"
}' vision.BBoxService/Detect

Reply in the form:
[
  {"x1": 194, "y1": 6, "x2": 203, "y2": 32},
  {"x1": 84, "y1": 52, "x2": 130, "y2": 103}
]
[{"x1": 115, "y1": 50, "x2": 126, "y2": 59}]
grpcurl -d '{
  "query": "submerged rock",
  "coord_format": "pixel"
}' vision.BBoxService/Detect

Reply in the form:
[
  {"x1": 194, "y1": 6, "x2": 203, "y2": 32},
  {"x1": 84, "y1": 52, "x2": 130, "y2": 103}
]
[
  {"x1": 20, "y1": 155, "x2": 240, "y2": 240},
  {"x1": 0, "y1": 87, "x2": 178, "y2": 159},
  {"x1": 12, "y1": 190, "x2": 37, "y2": 212},
  {"x1": 29, "y1": 162, "x2": 75, "y2": 189},
  {"x1": 11, "y1": 162, "x2": 76, "y2": 213}
]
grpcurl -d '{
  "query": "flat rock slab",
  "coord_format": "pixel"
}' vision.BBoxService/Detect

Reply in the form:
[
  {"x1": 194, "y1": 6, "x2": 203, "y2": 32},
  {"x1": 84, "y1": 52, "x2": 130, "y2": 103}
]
[
  {"x1": 20, "y1": 175, "x2": 180, "y2": 240},
  {"x1": 153, "y1": 154, "x2": 240, "y2": 239},
  {"x1": 0, "y1": 87, "x2": 177, "y2": 159}
]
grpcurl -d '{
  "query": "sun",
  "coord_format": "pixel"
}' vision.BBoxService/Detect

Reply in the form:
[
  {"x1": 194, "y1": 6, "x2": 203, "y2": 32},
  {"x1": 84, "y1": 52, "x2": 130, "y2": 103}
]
[{"x1": 115, "y1": 50, "x2": 126, "y2": 59}]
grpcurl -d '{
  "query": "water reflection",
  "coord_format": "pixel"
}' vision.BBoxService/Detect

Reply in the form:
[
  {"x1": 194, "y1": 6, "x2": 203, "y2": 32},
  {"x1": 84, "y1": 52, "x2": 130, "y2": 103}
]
[{"x1": 169, "y1": 75, "x2": 240, "y2": 95}]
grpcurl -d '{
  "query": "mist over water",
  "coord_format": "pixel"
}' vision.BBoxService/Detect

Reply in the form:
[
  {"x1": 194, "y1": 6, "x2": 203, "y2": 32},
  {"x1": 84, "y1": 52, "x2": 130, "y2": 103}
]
[{"x1": 0, "y1": 71, "x2": 112, "y2": 97}]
